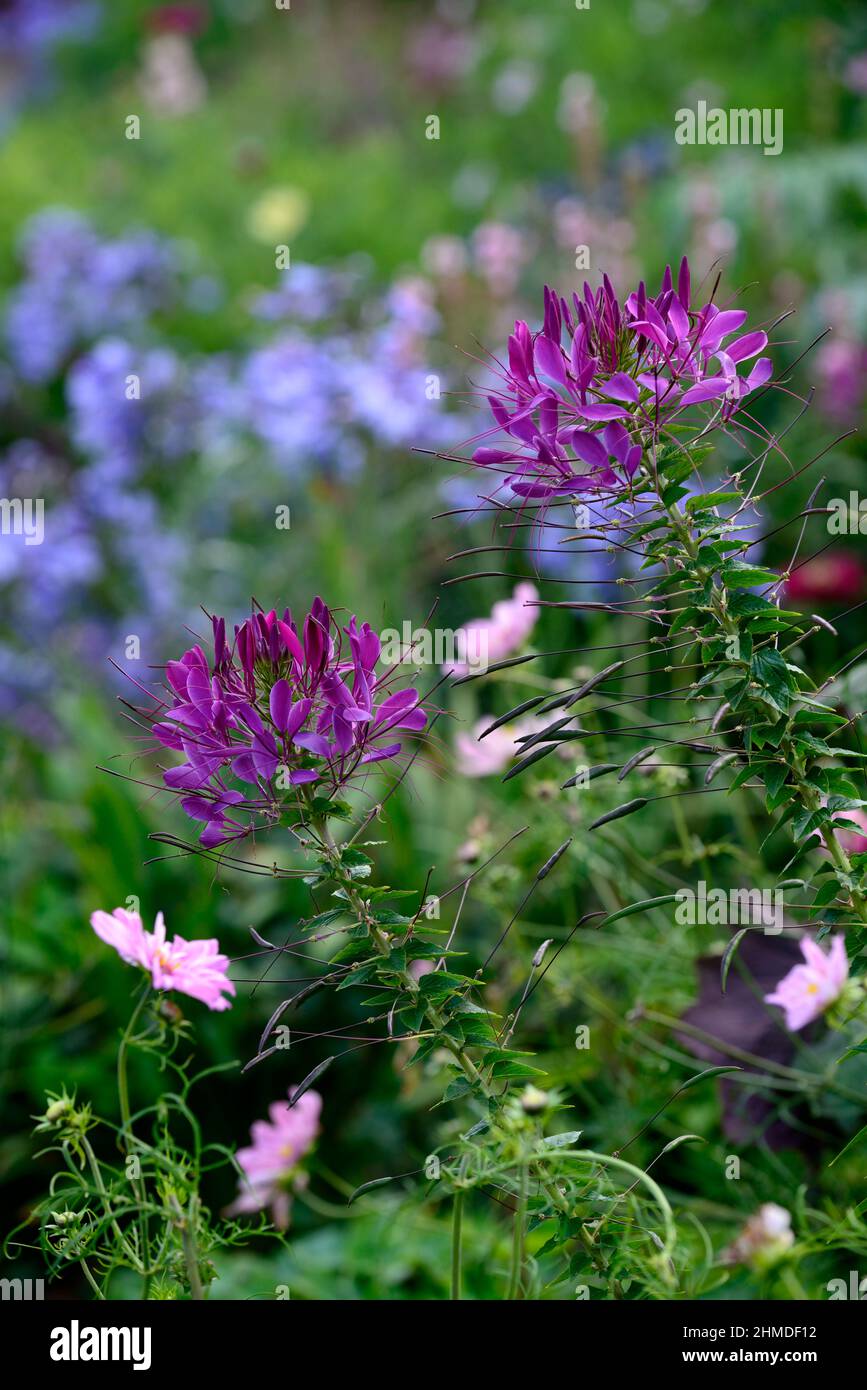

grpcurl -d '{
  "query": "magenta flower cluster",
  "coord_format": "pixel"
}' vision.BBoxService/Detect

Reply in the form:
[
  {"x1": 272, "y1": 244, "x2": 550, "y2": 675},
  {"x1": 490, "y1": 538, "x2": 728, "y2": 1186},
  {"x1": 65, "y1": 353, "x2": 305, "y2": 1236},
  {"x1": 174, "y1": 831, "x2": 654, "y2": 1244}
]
[
  {"x1": 473, "y1": 259, "x2": 773, "y2": 498},
  {"x1": 149, "y1": 598, "x2": 428, "y2": 848}
]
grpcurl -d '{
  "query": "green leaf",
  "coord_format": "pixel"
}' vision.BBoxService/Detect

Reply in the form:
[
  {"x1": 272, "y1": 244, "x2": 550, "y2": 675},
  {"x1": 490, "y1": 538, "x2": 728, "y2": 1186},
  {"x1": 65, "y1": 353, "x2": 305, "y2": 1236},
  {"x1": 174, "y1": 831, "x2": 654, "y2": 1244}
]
[
  {"x1": 418, "y1": 971, "x2": 469, "y2": 1003},
  {"x1": 722, "y1": 562, "x2": 780, "y2": 588},
  {"x1": 340, "y1": 847, "x2": 373, "y2": 879},
  {"x1": 540, "y1": 1130, "x2": 583, "y2": 1149},
  {"x1": 685, "y1": 491, "x2": 741, "y2": 511},
  {"x1": 308, "y1": 796, "x2": 352, "y2": 820}
]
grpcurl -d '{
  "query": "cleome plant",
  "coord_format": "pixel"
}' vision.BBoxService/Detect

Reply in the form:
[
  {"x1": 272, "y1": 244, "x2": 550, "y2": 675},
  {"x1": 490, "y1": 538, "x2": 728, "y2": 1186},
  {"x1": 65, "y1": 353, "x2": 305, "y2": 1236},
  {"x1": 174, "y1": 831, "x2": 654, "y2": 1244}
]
[{"x1": 9, "y1": 257, "x2": 867, "y2": 1302}]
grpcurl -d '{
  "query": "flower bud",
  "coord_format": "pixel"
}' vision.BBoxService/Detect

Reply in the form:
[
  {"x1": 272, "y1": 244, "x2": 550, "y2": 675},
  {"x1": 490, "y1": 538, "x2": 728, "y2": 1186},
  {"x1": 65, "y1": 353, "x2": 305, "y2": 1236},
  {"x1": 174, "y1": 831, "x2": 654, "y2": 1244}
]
[{"x1": 520, "y1": 1084, "x2": 549, "y2": 1115}]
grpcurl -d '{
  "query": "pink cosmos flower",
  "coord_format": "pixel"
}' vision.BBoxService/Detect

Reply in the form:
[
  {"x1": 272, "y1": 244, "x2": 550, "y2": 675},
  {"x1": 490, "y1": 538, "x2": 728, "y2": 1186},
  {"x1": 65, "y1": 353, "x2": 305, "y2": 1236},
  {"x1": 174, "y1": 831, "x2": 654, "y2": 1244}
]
[
  {"x1": 722, "y1": 1203, "x2": 794, "y2": 1269},
  {"x1": 455, "y1": 714, "x2": 551, "y2": 777},
  {"x1": 90, "y1": 906, "x2": 151, "y2": 969},
  {"x1": 815, "y1": 338, "x2": 867, "y2": 423},
  {"x1": 445, "y1": 581, "x2": 538, "y2": 678},
  {"x1": 229, "y1": 1088, "x2": 322, "y2": 1229},
  {"x1": 90, "y1": 906, "x2": 235, "y2": 1012},
  {"x1": 843, "y1": 52, "x2": 867, "y2": 96},
  {"x1": 764, "y1": 935, "x2": 849, "y2": 1031}
]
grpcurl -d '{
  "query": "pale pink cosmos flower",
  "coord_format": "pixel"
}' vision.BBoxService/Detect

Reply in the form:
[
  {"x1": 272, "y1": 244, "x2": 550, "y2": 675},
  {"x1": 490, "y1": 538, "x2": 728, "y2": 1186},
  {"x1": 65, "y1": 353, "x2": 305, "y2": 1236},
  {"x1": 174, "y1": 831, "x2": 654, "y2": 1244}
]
[
  {"x1": 229, "y1": 1088, "x2": 322, "y2": 1229},
  {"x1": 90, "y1": 906, "x2": 235, "y2": 1012},
  {"x1": 455, "y1": 714, "x2": 552, "y2": 777},
  {"x1": 90, "y1": 907, "x2": 151, "y2": 969},
  {"x1": 445, "y1": 581, "x2": 538, "y2": 678},
  {"x1": 722, "y1": 1203, "x2": 794, "y2": 1268},
  {"x1": 408, "y1": 957, "x2": 435, "y2": 985},
  {"x1": 843, "y1": 52, "x2": 867, "y2": 96},
  {"x1": 764, "y1": 935, "x2": 849, "y2": 1031}
]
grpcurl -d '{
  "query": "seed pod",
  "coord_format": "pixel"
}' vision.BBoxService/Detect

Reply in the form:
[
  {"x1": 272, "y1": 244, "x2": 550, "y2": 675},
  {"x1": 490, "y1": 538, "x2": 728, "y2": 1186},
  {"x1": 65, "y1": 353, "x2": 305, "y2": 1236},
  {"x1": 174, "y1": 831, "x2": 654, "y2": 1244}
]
[
  {"x1": 588, "y1": 798, "x2": 648, "y2": 830},
  {"x1": 704, "y1": 751, "x2": 740, "y2": 786},
  {"x1": 517, "y1": 714, "x2": 575, "y2": 751},
  {"x1": 536, "y1": 838, "x2": 572, "y2": 880},
  {"x1": 532, "y1": 938, "x2": 554, "y2": 968},
  {"x1": 567, "y1": 660, "x2": 625, "y2": 707},
  {"x1": 536, "y1": 690, "x2": 578, "y2": 716},
  {"x1": 451, "y1": 653, "x2": 537, "y2": 685},
  {"x1": 502, "y1": 741, "x2": 558, "y2": 781},
  {"x1": 710, "y1": 701, "x2": 731, "y2": 732},
  {"x1": 561, "y1": 763, "x2": 618, "y2": 789},
  {"x1": 617, "y1": 745, "x2": 656, "y2": 781},
  {"x1": 810, "y1": 613, "x2": 838, "y2": 636},
  {"x1": 287, "y1": 1055, "x2": 334, "y2": 1108},
  {"x1": 480, "y1": 695, "x2": 545, "y2": 738}
]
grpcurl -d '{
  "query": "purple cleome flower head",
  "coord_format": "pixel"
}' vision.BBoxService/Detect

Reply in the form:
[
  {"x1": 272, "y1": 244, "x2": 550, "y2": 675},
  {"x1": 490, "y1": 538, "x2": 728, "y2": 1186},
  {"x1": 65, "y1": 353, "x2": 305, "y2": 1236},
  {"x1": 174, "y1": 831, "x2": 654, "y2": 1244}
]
[
  {"x1": 472, "y1": 258, "x2": 774, "y2": 499},
  {"x1": 146, "y1": 598, "x2": 429, "y2": 850}
]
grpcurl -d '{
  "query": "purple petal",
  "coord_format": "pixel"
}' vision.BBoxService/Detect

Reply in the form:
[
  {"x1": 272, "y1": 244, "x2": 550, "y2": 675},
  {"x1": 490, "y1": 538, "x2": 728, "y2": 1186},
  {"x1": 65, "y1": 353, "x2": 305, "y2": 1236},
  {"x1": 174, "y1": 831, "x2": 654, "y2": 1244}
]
[
  {"x1": 533, "y1": 334, "x2": 567, "y2": 385},
  {"x1": 602, "y1": 372, "x2": 640, "y2": 404},
  {"x1": 602, "y1": 421, "x2": 629, "y2": 461},
  {"x1": 667, "y1": 297, "x2": 690, "y2": 341},
  {"x1": 474, "y1": 447, "x2": 515, "y2": 466},
  {"x1": 269, "y1": 679, "x2": 294, "y2": 732},
  {"x1": 152, "y1": 720, "x2": 186, "y2": 751},
  {"x1": 165, "y1": 661, "x2": 191, "y2": 697},
  {"x1": 568, "y1": 429, "x2": 609, "y2": 470},
  {"x1": 289, "y1": 768, "x2": 320, "y2": 784},
  {"x1": 185, "y1": 666, "x2": 213, "y2": 712},
  {"x1": 374, "y1": 688, "x2": 420, "y2": 727},
  {"x1": 746, "y1": 357, "x2": 773, "y2": 390},
  {"x1": 284, "y1": 696, "x2": 311, "y2": 740},
  {"x1": 726, "y1": 330, "x2": 768, "y2": 363},
  {"x1": 630, "y1": 320, "x2": 670, "y2": 352},
  {"x1": 292, "y1": 731, "x2": 332, "y2": 757},
  {"x1": 678, "y1": 377, "x2": 731, "y2": 405},
  {"x1": 332, "y1": 709, "x2": 355, "y2": 754},
  {"x1": 232, "y1": 753, "x2": 259, "y2": 784},
  {"x1": 677, "y1": 257, "x2": 690, "y2": 311},
  {"x1": 200, "y1": 821, "x2": 236, "y2": 848},
  {"x1": 361, "y1": 743, "x2": 402, "y2": 764},
  {"x1": 164, "y1": 765, "x2": 208, "y2": 792},
  {"x1": 575, "y1": 403, "x2": 630, "y2": 421}
]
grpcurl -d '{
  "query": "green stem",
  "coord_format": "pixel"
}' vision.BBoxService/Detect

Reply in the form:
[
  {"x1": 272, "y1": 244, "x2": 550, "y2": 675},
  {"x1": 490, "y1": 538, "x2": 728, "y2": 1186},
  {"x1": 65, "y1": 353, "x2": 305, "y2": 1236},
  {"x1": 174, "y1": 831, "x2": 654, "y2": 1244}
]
[
  {"x1": 451, "y1": 1190, "x2": 464, "y2": 1301},
  {"x1": 567, "y1": 1149, "x2": 677, "y2": 1284},
  {"x1": 658, "y1": 473, "x2": 867, "y2": 938},
  {"x1": 181, "y1": 1220, "x2": 205, "y2": 1301},
  {"x1": 313, "y1": 814, "x2": 578, "y2": 1261},
  {"x1": 80, "y1": 1136, "x2": 142, "y2": 1269},
  {"x1": 117, "y1": 983, "x2": 152, "y2": 1297},
  {"x1": 506, "y1": 1165, "x2": 528, "y2": 1300},
  {"x1": 314, "y1": 819, "x2": 495, "y2": 1099},
  {"x1": 797, "y1": 779, "x2": 867, "y2": 925},
  {"x1": 80, "y1": 1259, "x2": 105, "y2": 1300}
]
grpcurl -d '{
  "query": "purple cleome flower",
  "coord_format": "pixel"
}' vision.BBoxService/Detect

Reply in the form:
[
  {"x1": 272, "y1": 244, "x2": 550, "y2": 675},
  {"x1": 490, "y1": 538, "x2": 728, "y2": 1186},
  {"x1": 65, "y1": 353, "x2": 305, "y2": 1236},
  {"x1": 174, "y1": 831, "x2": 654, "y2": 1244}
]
[
  {"x1": 472, "y1": 259, "x2": 774, "y2": 499},
  {"x1": 147, "y1": 599, "x2": 430, "y2": 849}
]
